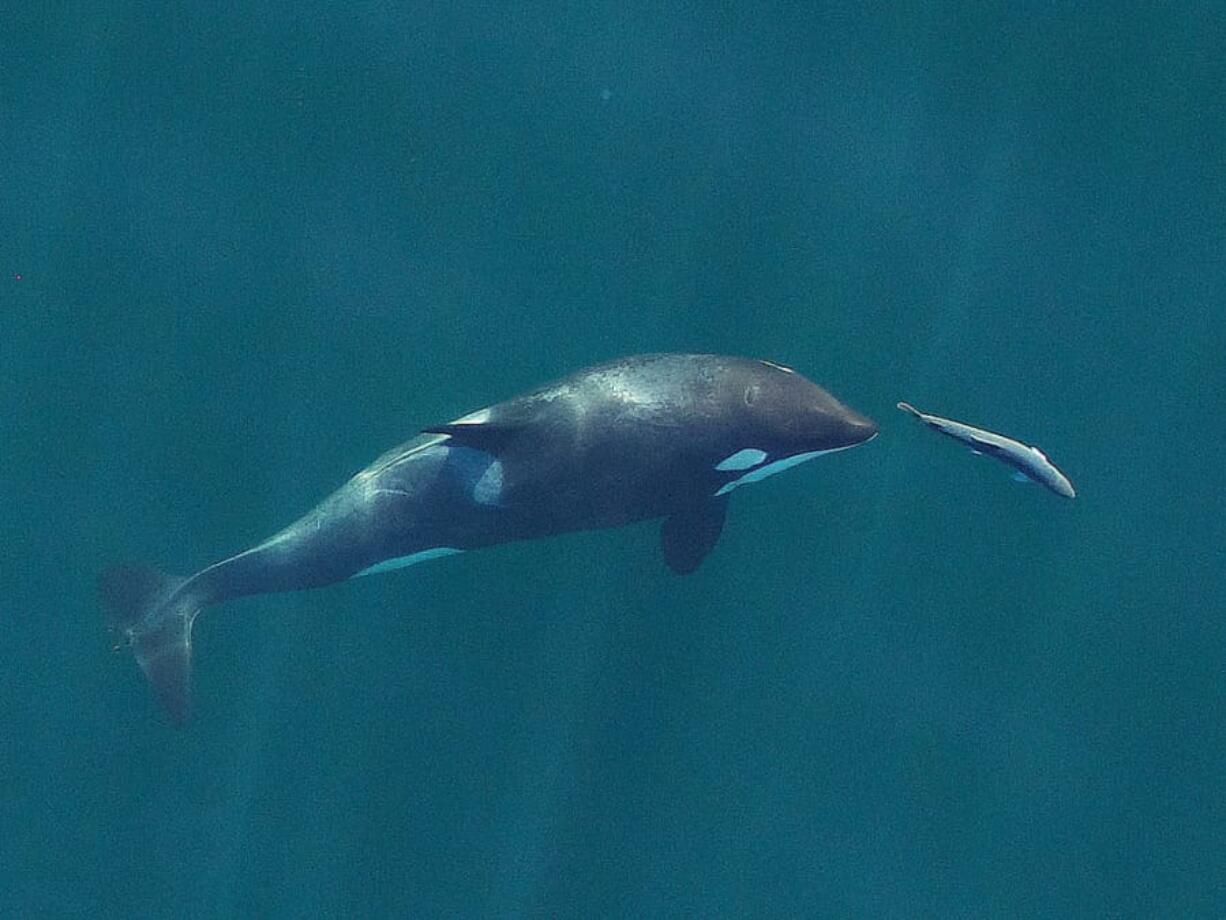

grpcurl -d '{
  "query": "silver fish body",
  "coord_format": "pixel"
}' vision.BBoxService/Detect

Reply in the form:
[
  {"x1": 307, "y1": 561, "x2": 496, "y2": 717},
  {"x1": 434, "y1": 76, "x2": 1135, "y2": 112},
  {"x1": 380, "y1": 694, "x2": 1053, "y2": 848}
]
[{"x1": 897, "y1": 402, "x2": 1075, "y2": 499}]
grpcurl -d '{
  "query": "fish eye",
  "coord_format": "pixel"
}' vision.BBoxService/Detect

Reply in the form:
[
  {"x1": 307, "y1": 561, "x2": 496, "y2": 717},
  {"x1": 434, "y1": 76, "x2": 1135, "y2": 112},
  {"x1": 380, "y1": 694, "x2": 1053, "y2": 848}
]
[{"x1": 759, "y1": 359, "x2": 795, "y2": 374}]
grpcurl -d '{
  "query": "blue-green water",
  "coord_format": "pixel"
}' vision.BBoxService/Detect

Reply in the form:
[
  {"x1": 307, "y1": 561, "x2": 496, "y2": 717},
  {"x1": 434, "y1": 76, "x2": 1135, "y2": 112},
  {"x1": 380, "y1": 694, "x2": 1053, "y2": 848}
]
[{"x1": 3, "y1": 4, "x2": 1224, "y2": 917}]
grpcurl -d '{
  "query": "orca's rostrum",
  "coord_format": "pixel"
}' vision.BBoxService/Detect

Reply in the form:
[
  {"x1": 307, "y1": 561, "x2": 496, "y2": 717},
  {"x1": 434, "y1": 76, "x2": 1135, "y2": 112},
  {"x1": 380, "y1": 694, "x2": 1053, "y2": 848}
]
[{"x1": 100, "y1": 354, "x2": 878, "y2": 723}]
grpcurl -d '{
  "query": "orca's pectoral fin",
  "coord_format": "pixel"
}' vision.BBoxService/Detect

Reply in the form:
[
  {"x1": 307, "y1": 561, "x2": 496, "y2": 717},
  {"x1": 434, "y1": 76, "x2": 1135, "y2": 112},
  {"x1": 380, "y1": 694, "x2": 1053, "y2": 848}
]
[{"x1": 660, "y1": 498, "x2": 728, "y2": 575}]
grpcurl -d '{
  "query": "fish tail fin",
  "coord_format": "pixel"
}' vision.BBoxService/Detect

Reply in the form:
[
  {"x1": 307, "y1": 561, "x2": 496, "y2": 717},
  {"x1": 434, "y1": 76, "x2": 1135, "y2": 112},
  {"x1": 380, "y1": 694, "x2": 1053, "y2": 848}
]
[
  {"x1": 98, "y1": 564, "x2": 201, "y2": 725},
  {"x1": 896, "y1": 401, "x2": 922, "y2": 418}
]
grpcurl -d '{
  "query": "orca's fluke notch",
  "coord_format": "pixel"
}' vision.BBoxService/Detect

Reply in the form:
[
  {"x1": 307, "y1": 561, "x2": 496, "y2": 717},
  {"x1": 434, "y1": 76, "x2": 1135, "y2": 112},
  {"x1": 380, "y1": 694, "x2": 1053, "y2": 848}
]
[{"x1": 98, "y1": 564, "x2": 197, "y2": 725}]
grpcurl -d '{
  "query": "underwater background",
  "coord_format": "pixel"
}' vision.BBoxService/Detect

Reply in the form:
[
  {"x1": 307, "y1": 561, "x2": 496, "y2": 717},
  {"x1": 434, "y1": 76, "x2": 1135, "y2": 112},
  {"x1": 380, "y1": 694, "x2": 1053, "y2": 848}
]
[{"x1": 2, "y1": 3, "x2": 1224, "y2": 917}]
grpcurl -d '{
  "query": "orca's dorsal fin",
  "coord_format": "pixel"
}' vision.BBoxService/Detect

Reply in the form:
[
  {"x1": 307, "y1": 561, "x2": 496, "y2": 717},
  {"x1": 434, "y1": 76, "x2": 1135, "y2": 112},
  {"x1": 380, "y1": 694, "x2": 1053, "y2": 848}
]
[
  {"x1": 660, "y1": 498, "x2": 728, "y2": 575},
  {"x1": 421, "y1": 422, "x2": 521, "y2": 454}
]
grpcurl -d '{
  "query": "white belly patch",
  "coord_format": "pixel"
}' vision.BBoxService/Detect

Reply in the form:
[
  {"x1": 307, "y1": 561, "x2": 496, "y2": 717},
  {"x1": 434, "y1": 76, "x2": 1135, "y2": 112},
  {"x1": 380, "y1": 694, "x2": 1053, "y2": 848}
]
[{"x1": 352, "y1": 546, "x2": 464, "y2": 578}]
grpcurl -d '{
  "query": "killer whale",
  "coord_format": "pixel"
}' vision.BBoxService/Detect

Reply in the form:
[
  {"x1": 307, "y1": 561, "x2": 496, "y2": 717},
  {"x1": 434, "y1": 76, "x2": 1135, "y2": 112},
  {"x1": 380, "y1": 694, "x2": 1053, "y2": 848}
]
[{"x1": 99, "y1": 354, "x2": 878, "y2": 722}]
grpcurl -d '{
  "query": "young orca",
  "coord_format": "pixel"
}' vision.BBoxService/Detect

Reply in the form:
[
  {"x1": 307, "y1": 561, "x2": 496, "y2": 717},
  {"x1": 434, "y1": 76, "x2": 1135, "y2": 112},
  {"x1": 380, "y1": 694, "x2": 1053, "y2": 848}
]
[
  {"x1": 100, "y1": 354, "x2": 877, "y2": 723},
  {"x1": 896, "y1": 401, "x2": 1075, "y2": 499}
]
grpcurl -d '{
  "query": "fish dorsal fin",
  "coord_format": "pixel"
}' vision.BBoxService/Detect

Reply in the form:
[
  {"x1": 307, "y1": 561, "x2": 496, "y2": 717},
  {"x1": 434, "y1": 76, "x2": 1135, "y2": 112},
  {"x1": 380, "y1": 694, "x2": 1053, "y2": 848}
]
[
  {"x1": 421, "y1": 422, "x2": 521, "y2": 454},
  {"x1": 660, "y1": 498, "x2": 728, "y2": 575}
]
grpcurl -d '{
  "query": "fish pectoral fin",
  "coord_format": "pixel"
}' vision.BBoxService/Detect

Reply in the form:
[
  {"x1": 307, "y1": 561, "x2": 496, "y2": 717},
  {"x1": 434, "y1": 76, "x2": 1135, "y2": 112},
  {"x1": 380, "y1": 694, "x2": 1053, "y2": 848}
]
[
  {"x1": 968, "y1": 437, "x2": 1002, "y2": 458},
  {"x1": 1011, "y1": 470, "x2": 1033, "y2": 483},
  {"x1": 660, "y1": 498, "x2": 728, "y2": 575}
]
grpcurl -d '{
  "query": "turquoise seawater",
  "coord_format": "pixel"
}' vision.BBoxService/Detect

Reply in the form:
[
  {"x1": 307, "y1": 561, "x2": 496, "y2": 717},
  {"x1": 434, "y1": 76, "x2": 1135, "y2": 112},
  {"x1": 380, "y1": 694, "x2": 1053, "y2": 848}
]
[{"x1": 2, "y1": 4, "x2": 1224, "y2": 917}]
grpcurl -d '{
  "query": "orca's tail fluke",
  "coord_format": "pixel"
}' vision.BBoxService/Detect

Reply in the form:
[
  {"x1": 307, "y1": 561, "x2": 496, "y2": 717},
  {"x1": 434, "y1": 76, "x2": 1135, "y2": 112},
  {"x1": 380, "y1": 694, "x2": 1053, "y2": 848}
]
[{"x1": 98, "y1": 564, "x2": 200, "y2": 725}]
